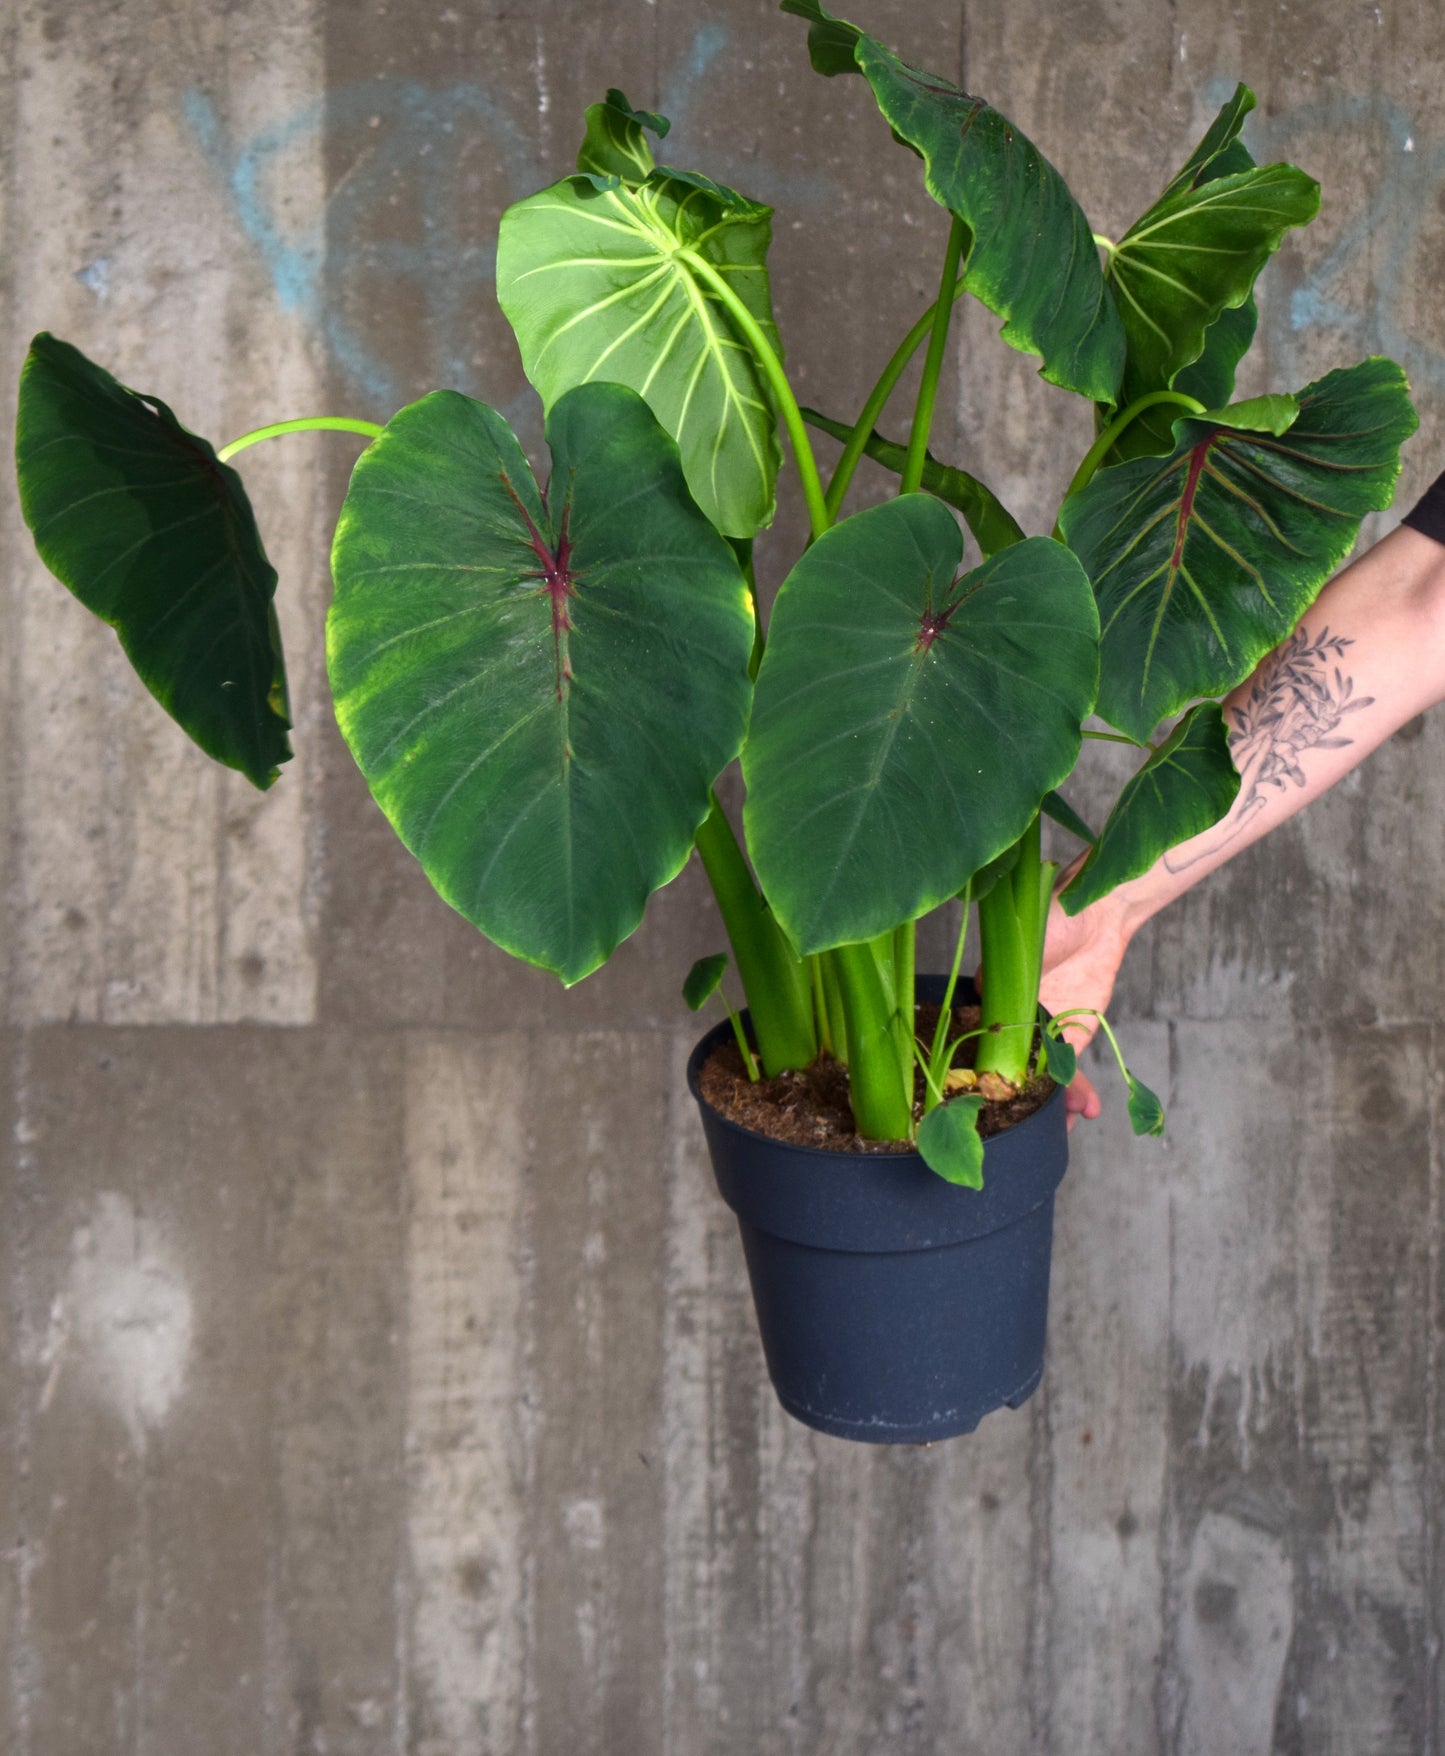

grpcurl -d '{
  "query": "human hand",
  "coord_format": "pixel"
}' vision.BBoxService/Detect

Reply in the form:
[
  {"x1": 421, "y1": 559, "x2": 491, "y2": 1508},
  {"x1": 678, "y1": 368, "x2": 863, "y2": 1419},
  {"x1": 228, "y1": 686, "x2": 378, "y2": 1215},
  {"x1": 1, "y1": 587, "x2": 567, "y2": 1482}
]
[{"x1": 1039, "y1": 887, "x2": 1133, "y2": 1130}]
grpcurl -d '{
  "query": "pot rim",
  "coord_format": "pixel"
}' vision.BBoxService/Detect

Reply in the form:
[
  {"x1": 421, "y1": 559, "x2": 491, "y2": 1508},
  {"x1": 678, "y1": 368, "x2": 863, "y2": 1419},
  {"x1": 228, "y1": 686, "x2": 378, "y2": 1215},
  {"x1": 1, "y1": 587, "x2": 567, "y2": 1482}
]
[{"x1": 684, "y1": 972, "x2": 1066, "y2": 1167}]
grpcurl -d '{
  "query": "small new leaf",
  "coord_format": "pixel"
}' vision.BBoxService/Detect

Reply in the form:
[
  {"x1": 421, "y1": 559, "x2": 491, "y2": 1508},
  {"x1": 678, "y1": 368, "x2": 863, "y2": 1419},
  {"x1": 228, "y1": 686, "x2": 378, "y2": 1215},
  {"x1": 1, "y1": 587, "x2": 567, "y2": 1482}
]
[
  {"x1": 683, "y1": 953, "x2": 729, "y2": 1011},
  {"x1": 917, "y1": 1095, "x2": 986, "y2": 1188},
  {"x1": 779, "y1": 0, "x2": 865, "y2": 77},
  {"x1": 1043, "y1": 1033, "x2": 1077, "y2": 1087},
  {"x1": 1127, "y1": 1072, "x2": 1166, "y2": 1136},
  {"x1": 577, "y1": 89, "x2": 669, "y2": 182}
]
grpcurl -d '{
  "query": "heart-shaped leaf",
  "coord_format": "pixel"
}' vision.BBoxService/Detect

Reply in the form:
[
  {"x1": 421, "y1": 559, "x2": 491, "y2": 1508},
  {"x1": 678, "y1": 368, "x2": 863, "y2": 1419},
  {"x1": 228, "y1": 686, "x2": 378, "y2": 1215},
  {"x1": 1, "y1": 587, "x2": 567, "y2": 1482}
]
[
  {"x1": 780, "y1": 0, "x2": 1124, "y2": 401},
  {"x1": 327, "y1": 382, "x2": 754, "y2": 986},
  {"x1": 801, "y1": 405, "x2": 1025, "y2": 555},
  {"x1": 577, "y1": 89, "x2": 668, "y2": 182},
  {"x1": 15, "y1": 332, "x2": 292, "y2": 789},
  {"x1": 1127, "y1": 1072, "x2": 1166, "y2": 1136},
  {"x1": 1059, "y1": 359, "x2": 1417, "y2": 742},
  {"x1": 683, "y1": 953, "x2": 728, "y2": 1011},
  {"x1": 497, "y1": 167, "x2": 781, "y2": 539},
  {"x1": 1042, "y1": 1033, "x2": 1077, "y2": 1087},
  {"x1": 1059, "y1": 703, "x2": 1240, "y2": 914},
  {"x1": 743, "y1": 497, "x2": 1099, "y2": 955},
  {"x1": 917, "y1": 1095, "x2": 986, "y2": 1188}
]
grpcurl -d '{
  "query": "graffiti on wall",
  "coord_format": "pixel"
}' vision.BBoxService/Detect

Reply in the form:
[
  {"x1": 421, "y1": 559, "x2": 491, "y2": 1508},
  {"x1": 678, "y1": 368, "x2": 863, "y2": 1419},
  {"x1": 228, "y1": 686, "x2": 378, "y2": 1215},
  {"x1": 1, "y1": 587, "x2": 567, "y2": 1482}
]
[{"x1": 184, "y1": 24, "x2": 833, "y2": 416}]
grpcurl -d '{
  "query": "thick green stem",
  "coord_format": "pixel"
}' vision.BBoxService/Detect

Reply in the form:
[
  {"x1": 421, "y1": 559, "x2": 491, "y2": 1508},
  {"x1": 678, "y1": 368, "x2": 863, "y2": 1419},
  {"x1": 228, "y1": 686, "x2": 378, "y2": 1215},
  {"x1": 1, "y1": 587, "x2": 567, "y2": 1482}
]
[
  {"x1": 824, "y1": 282, "x2": 968, "y2": 520},
  {"x1": 833, "y1": 940, "x2": 914, "y2": 1140},
  {"x1": 1058, "y1": 389, "x2": 1207, "y2": 510},
  {"x1": 680, "y1": 250, "x2": 830, "y2": 540},
  {"x1": 217, "y1": 415, "x2": 384, "y2": 463},
  {"x1": 976, "y1": 816, "x2": 1048, "y2": 1086},
  {"x1": 900, "y1": 218, "x2": 968, "y2": 497},
  {"x1": 819, "y1": 951, "x2": 850, "y2": 1066},
  {"x1": 694, "y1": 795, "x2": 816, "y2": 1075}
]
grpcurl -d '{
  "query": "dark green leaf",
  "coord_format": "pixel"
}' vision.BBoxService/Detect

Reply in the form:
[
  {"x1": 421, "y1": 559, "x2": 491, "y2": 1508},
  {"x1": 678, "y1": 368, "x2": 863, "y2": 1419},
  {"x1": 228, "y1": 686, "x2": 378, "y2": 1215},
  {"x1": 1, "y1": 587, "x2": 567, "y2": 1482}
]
[
  {"x1": 1042, "y1": 1033, "x2": 1077, "y2": 1086},
  {"x1": 780, "y1": 1, "x2": 1123, "y2": 398},
  {"x1": 1059, "y1": 358, "x2": 1417, "y2": 742},
  {"x1": 743, "y1": 497, "x2": 1099, "y2": 955},
  {"x1": 801, "y1": 405, "x2": 1025, "y2": 554},
  {"x1": 1127, "y1": 1071, "x2": 1166, "y2": 1136},
  {"x1": 15, "y1": 332, "x2": 292, "y2": 789},
  {"x1": 917, "y1": 1095, "x2": 986, "y2": 1187},
  {"x1": 497, "y1": 169, "x2": 781, "y2": 538},
  {"x1": 327, "y1": 382, "x2": 754, "y2": 987},
  {"x1": 1159, "y1": 83, "x2": 1256, "y2": 199},
  {"x1": 683, "y1": 953, "x2": 729, "y2": 1010},
  {"x1": 1173, "y1": 299, "x2": 1258, "y2": 411},
  {"x1": 1059, "y1": 704, "x2": 1240, "y2": 914},
  {"x1": 1041, "y1": 789, "x2": 1096, "y2": 845},
  {"x1": 857, "y1": 43, "x2": 1123, "y2": 400},
  {"x1": 1103, "y1": 161, "x2": 1319, "y2": 417},
  {"x1": 779, "y1": 0, "x2": 865, "y2": 76},
  {"x1": 577, "y1": 89, "x2": 668, "y2": 182}
]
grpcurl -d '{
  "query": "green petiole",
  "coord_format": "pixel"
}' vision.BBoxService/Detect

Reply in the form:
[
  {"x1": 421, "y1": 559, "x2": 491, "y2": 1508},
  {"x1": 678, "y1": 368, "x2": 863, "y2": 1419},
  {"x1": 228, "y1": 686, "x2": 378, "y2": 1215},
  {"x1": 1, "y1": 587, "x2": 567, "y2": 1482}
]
[{"x1": 216, "y1": 415, "x2": 384, "y2": 463}]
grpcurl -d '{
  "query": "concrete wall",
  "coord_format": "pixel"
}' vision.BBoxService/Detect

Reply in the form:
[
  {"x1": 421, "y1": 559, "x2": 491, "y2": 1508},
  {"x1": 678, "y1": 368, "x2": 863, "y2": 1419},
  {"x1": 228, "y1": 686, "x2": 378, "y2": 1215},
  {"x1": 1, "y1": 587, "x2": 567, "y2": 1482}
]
[{"x1": 2, "y1": 0, "x2": 1442, "y2": 1750}]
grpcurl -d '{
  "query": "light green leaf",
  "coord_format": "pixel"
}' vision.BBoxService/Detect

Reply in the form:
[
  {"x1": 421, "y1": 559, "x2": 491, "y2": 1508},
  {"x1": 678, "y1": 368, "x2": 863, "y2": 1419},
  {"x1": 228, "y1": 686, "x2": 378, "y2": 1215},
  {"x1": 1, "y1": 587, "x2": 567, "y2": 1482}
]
[
  {"x1": 743, "y1": 497, "x2": 1099, "y2": 955},
  {"x1": 917, "y1": 1095, "x2": 986, "y2": 1187},
  {"x1": 1059, "y1": 704, "x2": 1240, "y2": 914},
  {"x1": 1059, "y1": 358, "x2": 1417, "y2": 742},
  {"x1": 497, "y1": 167, "x2": 782, "y2": 538},
  {"x1": 14, "y1": 333, "x2": 292, "y2": 789},
  {"x1": 577, "y1": 89, "x2": 668, "y2": 182},
  {"x1": 1127, "y1": 1072, "x2": 1166, "y2": 1136},
  {"x1": 327, "y1": 382, "x2": 754, "y2": 986}
]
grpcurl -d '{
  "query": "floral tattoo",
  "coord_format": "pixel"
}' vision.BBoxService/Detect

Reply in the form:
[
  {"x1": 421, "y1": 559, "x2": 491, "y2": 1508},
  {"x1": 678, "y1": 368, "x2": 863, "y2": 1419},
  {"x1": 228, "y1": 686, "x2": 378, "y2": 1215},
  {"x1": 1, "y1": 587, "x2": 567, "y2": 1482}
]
[{"x1": 1164, "y1": 626, "x2": 1374, "y2": 873}]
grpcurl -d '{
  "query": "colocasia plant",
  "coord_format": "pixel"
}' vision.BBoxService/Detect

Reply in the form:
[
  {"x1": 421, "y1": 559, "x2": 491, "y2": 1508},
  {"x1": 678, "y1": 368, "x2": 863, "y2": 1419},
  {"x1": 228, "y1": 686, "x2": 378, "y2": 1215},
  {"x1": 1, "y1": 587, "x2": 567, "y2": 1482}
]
[{"x1": 15, "y1": 2, "x2": 1416, "y2": 1186}]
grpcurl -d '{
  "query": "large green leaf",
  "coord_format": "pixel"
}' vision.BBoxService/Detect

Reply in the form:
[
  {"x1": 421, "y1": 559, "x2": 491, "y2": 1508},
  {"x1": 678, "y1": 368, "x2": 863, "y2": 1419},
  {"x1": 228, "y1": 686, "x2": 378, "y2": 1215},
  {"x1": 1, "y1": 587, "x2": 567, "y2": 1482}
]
[
  {"x1": 801, "y1": 405, "x2": 1025, "y2": 555},
  {"x1": 1059, "y1": 359, "x2": 1416, "y2": 743},
  {"x1": 1059, "y1": 703, "x2": 1240, "y2": 914},
  {"x1": 781, "y1": 0, "x2": 1124, "y2": 401},
  {"x1": 15, "y1": 332, "x2": 291, "y2": 789},
  {"x1": 1104, "y1": 161, "x2": 1318, "y2": 414},
  {"x1": 1102, "y1": 84, "x2": 1316, "y2": 456},
  {"x1": 743, "y1": 497, "x2": 1099, "y2": 954},
  {"x1": 327, "y1": 381, "x2": 754, "y2": 986},
  {"x1": 497, "y1": 162, "x2": 782, "y2": 539}
]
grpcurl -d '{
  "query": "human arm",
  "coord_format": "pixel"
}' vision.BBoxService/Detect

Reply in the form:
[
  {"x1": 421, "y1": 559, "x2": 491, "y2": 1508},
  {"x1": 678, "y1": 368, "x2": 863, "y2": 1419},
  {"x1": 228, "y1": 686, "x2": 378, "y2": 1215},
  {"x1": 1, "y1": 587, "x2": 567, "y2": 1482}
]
[{"x1": 1042, "y1": 496, "x2": 1445, "y2": 1124}]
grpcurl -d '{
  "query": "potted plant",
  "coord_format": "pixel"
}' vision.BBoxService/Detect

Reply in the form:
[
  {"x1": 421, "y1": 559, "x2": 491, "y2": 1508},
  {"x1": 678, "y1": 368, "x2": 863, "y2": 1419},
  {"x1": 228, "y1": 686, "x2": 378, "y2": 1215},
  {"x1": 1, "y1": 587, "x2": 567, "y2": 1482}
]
[{"x1": 13, "y1": 1, "x2": 1415, "y2": 1442}]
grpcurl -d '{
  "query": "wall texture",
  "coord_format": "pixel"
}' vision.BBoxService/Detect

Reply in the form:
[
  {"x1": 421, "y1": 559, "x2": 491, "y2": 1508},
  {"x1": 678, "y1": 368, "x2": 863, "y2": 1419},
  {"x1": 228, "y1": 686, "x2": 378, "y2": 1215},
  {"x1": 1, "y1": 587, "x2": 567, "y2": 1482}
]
[{"x1": 2, "y1": 1, "x2": 1443, "y2": 1751}]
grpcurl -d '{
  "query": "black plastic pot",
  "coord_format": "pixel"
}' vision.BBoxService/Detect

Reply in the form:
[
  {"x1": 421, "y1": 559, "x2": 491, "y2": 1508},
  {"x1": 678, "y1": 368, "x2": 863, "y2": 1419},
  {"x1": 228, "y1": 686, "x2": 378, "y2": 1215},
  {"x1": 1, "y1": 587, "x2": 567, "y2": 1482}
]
[{"x1": 686, "y1": 976, "x2": 1068, "y2": 1444}]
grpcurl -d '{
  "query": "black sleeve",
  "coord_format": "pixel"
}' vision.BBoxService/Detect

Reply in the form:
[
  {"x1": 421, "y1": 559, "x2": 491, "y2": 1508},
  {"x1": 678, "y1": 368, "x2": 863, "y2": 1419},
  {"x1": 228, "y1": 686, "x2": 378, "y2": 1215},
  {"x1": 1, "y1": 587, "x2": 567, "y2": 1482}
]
[{"x1": 1401, "y1": 472, "x2": 1445, "y2": 547}]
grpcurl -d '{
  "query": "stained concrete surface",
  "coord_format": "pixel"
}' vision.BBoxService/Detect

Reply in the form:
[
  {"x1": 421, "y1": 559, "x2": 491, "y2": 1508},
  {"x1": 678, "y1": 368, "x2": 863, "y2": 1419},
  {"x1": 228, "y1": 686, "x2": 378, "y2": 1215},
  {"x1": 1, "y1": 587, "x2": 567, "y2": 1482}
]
[{"x1": 2, "y1": 0, "x2": 1444, "y2": 1750}]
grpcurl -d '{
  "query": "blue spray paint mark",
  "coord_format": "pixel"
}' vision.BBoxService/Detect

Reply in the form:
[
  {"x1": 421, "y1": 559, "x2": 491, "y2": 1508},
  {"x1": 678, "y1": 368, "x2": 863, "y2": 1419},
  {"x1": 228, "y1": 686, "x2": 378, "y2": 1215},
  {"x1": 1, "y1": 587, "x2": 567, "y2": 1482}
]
[
  {"x1": 1196, "y1": 84, "x2": 1445, "y2": 393},
  {"x1": 183, "y1": 22, "x2": 837, "y2": 409}
]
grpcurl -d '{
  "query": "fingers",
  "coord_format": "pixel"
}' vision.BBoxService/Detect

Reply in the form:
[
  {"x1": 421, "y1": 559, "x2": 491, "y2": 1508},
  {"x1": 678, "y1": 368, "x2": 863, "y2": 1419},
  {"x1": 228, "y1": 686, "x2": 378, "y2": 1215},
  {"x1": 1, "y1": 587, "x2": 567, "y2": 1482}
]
[{"x1": 1063, "y1": 1067, "x2": 1102, "y2": 1133}]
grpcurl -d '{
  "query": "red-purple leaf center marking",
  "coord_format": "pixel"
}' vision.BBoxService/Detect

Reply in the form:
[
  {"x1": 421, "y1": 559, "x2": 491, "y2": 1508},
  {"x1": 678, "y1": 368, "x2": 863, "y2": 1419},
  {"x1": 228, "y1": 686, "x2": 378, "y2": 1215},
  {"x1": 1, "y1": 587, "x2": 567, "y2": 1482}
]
[
  {"x1": 1171, "y1": 433, "x2": 1221, "y2": 570},
  {"x1": 501, "y1": 471, "x2": 578, "y2": 702}
]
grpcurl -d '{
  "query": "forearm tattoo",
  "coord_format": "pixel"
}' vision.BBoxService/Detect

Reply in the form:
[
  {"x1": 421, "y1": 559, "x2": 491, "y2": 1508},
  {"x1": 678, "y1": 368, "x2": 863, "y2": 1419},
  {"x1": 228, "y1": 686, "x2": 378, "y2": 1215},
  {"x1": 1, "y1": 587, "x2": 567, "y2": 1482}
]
[{"x1": 1164, "y1": 626, "x2": 1374, "y2": 873}]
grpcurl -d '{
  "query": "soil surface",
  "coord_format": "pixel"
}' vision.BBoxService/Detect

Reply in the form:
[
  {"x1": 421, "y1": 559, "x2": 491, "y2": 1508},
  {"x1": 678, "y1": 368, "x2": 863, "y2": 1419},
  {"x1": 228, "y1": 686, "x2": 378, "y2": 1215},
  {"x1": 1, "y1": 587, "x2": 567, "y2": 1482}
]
[{"x1": 696, "y1": 1001, "x2": 1056, "y2": 1152}]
